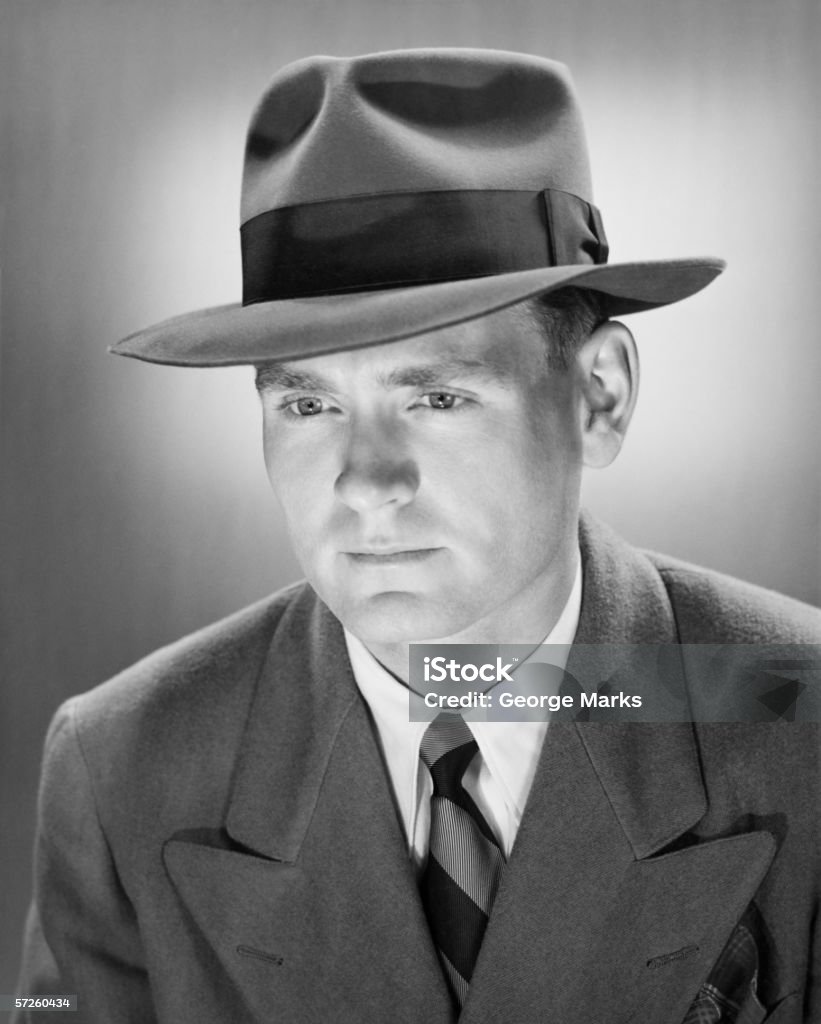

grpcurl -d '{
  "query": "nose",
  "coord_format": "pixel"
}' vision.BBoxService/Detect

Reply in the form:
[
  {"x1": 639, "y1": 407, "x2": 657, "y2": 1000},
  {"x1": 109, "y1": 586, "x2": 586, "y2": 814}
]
[{"x1": 334, "y1": 418, "x2": 420, "y2": 513}]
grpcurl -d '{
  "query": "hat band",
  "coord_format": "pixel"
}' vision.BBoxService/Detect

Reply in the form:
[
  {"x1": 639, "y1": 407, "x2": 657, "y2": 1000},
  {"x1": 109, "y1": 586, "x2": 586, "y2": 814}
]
[{"x1": 240, "y1": 188, "x2": 608, "y2": 304}]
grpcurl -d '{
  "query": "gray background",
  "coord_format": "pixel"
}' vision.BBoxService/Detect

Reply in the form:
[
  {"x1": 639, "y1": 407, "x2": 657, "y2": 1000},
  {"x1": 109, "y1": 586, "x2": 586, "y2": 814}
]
[{"x1": 2, "y1": 0, "x2": 819, "y2": 991}]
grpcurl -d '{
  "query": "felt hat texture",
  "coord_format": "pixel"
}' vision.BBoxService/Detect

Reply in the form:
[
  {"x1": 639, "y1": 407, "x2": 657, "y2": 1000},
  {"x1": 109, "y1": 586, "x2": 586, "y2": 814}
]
[{"x1": 112, "y1": 48, "x2": 725, "y2": 367}]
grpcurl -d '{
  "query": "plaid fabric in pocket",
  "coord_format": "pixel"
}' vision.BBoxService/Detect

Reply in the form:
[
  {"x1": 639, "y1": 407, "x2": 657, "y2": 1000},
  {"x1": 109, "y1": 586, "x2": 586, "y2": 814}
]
[{"x1": 681, "y1": 917, "x2": 767, "y2": 1024}]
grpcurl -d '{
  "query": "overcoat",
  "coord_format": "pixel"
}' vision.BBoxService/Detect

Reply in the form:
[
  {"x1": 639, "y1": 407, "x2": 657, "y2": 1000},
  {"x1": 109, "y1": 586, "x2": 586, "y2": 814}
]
[{"x1": 14, "y1": 515, "x2": 821, "y2": 1023}]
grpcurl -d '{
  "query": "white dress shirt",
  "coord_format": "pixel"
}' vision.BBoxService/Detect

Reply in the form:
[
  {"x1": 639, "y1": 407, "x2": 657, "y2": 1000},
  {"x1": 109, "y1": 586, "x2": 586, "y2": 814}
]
[{"x1": 344, "y1": 556, "x2": 582, "y2": 868}]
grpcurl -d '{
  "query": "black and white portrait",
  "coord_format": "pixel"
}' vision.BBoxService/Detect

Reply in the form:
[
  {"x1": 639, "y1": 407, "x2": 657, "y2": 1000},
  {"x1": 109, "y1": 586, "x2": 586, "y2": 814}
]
[{"x1": 3, "y1": 2, "x2": 819, "y2": 1022}]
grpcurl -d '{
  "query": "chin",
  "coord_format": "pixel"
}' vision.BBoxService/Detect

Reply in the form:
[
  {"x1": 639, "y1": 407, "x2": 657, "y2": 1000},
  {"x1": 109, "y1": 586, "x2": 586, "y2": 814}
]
[{"x1": 333, "y1": 590, "x2": 473, "y2": 645}]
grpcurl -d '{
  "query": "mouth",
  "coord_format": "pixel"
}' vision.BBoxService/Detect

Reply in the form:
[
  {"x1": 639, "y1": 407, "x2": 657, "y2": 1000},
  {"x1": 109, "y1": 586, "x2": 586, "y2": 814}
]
[{"x1": 344, "y1": 547, "x2": 442, "y2": 566}]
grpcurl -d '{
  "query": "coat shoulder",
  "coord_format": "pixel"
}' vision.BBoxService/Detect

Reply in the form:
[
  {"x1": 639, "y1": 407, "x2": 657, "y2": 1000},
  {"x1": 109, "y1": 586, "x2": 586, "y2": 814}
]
[
  {"x1": 62, "y1": 580, "x2": 318, "y2": 756},
  {"x1": 643, "y1": 550, "x2": 821, "y2": 644}
]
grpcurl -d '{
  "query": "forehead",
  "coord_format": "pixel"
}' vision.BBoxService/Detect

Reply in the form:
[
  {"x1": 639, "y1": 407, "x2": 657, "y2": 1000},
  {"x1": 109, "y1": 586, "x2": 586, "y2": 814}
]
[{"x1": 256, "y1": 303, "x2": 548, "y2": 389}]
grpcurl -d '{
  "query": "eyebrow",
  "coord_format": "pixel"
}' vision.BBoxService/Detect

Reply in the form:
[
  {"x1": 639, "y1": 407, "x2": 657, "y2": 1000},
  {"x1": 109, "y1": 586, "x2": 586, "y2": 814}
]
[
  {"x1": 381, "y1": 360, "x2": 510, "y2": 389},
  {"x1": 255, "y1": 357, "x2": 511, "y2": 393},
  {"x1": 255, "y1": 365, "x2": 330, "y2": 392}
]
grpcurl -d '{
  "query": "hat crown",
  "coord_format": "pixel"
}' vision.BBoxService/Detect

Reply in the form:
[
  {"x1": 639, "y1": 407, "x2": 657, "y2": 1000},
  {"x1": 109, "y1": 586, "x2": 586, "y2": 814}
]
[{"x1": 241, "y1": 48, "x2": 593, "y2": 222}]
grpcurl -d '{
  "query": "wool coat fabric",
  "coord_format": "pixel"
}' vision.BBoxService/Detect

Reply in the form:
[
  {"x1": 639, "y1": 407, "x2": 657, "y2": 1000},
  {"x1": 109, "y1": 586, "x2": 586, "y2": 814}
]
[{"x1": 14, "y1": 515, "x2": 821, "y2": 1023}]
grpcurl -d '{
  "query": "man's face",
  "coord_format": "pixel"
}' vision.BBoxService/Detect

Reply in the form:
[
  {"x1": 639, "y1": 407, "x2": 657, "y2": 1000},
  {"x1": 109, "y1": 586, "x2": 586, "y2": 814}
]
[{"x1": 258, "y1": 306, "x2": 584, "y2": 645}]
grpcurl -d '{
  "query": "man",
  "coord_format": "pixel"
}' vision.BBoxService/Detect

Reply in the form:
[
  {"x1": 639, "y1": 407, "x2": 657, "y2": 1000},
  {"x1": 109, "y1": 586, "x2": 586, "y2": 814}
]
[{"x1": 15, "y1": 49, "x2": 820, "y2": 1023}]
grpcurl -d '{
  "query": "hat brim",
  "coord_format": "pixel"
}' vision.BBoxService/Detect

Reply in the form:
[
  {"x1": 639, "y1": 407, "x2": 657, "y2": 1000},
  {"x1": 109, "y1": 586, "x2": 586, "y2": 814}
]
[{"x1": 110, "y1": 258, "x2": 724, "y2": 367}]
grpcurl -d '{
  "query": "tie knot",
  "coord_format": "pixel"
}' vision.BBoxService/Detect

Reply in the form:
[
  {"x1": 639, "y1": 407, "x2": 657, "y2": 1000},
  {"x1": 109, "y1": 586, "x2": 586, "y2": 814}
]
[{"x1": 419, "y1": 715, "x2": 478, "y2": 797}]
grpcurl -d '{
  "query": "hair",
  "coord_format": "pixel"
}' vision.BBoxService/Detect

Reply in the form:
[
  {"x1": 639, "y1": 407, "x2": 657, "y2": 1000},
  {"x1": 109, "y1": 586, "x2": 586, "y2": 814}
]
[{"x1": 516, "y1": 287, "x2": 606, "y2": 371}]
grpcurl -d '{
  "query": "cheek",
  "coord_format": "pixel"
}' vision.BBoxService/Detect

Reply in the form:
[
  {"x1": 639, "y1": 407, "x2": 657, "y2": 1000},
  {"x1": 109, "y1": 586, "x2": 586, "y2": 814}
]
[
  {"x1": 518, "y1": 394, "x2": 582, "y2": 484},
  {"x1": 444, "y1": 407, "x2": 578, "y2": 504},
  {"x1": 262, "y1": 428, "x2": 335, "y2": 540},
  {"x1": 447, "y1": 414, "x2": 581, "y2": 562}
]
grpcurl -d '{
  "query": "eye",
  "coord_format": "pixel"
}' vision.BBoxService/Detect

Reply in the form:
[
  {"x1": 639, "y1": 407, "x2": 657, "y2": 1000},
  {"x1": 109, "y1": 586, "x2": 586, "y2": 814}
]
[
  {"x1": 423, "y1": 392, "x2": 462, "y2": 410},
  {"x1": 290, "y1": 396, "x2": 324, "y2": 416}
]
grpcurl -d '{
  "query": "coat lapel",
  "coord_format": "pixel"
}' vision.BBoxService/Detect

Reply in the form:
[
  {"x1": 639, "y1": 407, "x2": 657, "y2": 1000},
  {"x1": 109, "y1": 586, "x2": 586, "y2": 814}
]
[
  {"x1": 163, "y1": 587, "x2": 453, "y2": 1023},
  {"x1": 462, "y1": 725, "x2": 775, "y2": 1024},
  {"x1": 462, "y1": 514, "x2": 777, "y2": 1023}
]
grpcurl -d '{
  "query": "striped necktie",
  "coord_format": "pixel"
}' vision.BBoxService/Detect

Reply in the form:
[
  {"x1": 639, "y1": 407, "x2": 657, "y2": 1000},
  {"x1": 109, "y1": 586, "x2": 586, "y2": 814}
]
[{"x1": 419, "y1": 714, "x2": 506, "y2": 1009}]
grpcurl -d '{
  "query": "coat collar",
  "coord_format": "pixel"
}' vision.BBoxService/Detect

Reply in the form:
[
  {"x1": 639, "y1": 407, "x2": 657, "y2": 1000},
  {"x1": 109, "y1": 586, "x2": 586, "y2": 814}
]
[
  {"x1": 570, "y1": 512, "x2": 708, "y2": 859},
  {"x1": 225, "y1": 585, "x2": 361, "y2": 861},
  {"x1": 575, "y1": 511, "x2": 680, "y2": 645}
]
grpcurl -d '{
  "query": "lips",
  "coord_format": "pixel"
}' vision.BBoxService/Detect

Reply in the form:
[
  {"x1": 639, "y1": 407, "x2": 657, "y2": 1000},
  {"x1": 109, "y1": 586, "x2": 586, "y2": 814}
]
[{"x1": 345, "y1": 547, "x2": 442, "y2": 565}]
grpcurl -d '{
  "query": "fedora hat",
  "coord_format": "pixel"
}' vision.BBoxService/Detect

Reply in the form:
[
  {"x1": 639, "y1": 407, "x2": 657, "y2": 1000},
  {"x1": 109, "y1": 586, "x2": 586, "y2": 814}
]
[{"x1": 112, "y1": 48, "x2": 724, "y2": 367}]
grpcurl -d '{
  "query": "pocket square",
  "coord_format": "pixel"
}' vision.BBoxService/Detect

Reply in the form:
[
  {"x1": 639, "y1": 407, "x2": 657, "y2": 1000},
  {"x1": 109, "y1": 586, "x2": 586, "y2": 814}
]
[{"x1": 681, "y1": 916, "x2": 765, "y2": 1024}]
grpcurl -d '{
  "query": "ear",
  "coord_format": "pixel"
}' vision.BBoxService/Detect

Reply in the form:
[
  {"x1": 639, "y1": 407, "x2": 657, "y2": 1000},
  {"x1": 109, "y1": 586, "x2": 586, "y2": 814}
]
[{"x1": 575, "y1": 321, "x2": 639, "y2": 469}]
